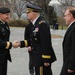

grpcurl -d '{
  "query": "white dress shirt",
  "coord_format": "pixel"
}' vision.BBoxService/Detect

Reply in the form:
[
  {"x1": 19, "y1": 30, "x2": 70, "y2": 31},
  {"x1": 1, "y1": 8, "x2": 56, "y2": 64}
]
[{"x1": 32, "y1": 15, "x2": 40, "y2": 25}]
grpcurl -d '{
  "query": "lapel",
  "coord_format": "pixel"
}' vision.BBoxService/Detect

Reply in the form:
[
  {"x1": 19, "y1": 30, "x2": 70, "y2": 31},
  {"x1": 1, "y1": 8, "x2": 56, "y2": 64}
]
[{"x1": 5, "y1": 22, "x2": 10, "y2": 31}]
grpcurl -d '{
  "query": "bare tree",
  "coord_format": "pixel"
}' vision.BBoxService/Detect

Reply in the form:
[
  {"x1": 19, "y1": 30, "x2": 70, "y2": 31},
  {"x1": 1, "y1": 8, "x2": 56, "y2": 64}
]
[
  {"x1": 0, "y1": 0, "x2": 52, "y2": 20},
  {"x1": 0, "y1": 0, "x2": 9, "y2": 7},
  {"x1": 0, "y1": 0, "x2": 27, "y2": 19},
  {"x1": 57, "y1": 0, "x2": 75, "y2": 12},
  {"x1": 58, "y1": 0, "x2": 75, "y2": 6},
  {"x1": 14, "y1": 0, "x2": 27, "y2": 19}
]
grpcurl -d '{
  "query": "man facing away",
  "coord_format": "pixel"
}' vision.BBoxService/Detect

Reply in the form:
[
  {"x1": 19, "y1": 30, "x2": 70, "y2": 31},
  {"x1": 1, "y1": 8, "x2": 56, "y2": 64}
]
[
  {"x1": 0, "y1": 7, "x2": 20, "y2": 75},
  {"x1": 60, "y1": 7, "x2": 75, "y2": 75},
  {"x1": 20, "y1": 3, "x2": 57, "y2": 75}
]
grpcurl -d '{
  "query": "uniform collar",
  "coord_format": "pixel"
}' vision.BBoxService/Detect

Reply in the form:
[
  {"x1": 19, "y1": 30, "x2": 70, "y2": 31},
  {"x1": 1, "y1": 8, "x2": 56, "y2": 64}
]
[{"x1": 0, "y1": 19, "x2": 5, "y2": 24}]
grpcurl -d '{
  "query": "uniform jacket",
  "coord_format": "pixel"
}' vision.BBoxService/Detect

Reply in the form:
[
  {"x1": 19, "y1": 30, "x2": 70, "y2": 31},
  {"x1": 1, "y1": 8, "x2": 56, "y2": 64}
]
[
  {"x1": 0, "y1": 20, "x2": 12, "y2": 64},
  {"x1": 20, "y1": 16, "x2": 56, "y2": 67},
  {"x1": 60, "y1": 22, "x2": 75, "y2": 75}
]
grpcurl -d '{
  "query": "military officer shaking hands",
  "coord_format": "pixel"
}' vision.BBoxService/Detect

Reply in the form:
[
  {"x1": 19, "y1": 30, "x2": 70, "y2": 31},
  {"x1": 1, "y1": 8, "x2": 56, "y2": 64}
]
[
  {"x1": 0, "y1": 7, "x2": 20, "y2": 75},
  {"x1": 19, "y1": 3, "x2": 57, "y2": 75}
]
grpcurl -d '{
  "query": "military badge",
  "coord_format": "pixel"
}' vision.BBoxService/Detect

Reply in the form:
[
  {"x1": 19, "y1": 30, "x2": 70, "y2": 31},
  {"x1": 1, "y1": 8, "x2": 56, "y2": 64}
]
[{"x1": 33, "y1": 27, "x2": 39, "y2": 32}]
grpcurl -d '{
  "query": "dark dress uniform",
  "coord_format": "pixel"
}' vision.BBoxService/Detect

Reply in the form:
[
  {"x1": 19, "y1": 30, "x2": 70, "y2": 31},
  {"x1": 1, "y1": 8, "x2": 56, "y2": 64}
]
[
  {"x1": 0, "y1": 7, "x2": 12, "y2": 75},
  {"x1": 60, "y1": 22, "x2": 75, "y2": 75},
  {"x1": 20, "y1": 16, "x2": 57, "y2": 75},
  {"x1": 0, "y1": 20, "x2": 12, "y2": 75},
  {"x1": 25, "y1": 22, "x2": 34, "y2": 75}
]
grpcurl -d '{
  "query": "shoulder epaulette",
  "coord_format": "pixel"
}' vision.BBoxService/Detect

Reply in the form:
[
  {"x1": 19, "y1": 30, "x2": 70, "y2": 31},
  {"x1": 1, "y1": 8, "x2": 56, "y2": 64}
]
[{"x1": 39, "y1": 21, "x2": 45, "y2": 24}]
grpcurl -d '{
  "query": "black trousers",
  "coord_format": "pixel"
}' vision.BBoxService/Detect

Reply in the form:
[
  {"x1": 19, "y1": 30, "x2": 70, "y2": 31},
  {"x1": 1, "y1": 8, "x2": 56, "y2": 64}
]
[
  {"x1": 0, "y1": 60, "x2": 7, "y2": 75},
  {"x1": 35, "y1": 65, "x2": 52, "y2": 75},
  {"x1": 29, "y1": 53, "x2": 34, "y2": 74}
]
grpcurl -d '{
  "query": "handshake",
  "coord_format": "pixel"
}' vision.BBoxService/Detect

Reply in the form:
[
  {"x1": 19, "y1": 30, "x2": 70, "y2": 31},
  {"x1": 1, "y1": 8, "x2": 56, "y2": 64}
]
[
  {"x1": 12, "y1": 40, "x2": 32, "y2": 51},
  {"x1": 12, "y1": 40, "x2": 21, "y2": 48}
]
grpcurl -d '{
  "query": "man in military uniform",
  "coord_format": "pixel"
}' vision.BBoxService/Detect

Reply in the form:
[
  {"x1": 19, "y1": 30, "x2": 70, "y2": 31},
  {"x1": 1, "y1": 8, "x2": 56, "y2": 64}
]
[
  {"x1": 20, "y1": 3, "x2": 57, "y2": 75},
  {"x1": 0, "y1": 7, "x2": 20, "y2": 75}
]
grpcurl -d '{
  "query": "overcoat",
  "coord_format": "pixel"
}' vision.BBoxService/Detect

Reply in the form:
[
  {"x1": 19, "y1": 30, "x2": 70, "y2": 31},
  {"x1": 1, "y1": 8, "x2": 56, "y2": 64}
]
[
  {"x1": 20, "y1": 16, "x2": 57, "y2": 67},
  {"x1": 60, "y1": 22, "x2": 75, "y2": 75},
  {"x1": 0, "y1": 20, "x2": 12, "y2": 75},
  {"x1": 0, "y1": 20, "x2": 12, "y2": 64}
]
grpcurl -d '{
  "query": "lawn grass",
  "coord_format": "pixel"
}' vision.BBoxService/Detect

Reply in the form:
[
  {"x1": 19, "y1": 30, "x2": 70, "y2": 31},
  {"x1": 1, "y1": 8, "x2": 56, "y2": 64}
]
[
  {"x1": 50, "y1": 25, "x2": 67, "y2": 30},
  {"x1": 58, "y1": 25, "x2": 67, "y2": 30}
]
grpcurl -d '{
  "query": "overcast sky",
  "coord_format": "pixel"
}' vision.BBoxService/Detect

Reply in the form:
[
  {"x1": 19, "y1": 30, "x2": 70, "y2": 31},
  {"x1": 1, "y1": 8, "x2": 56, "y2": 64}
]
[
  {"x1": 51, "y1": 0, "x2": 58, "y2": 2},
  {"x1": 49, "y1": 0, "x2": 60, "y2": 5},
  {"x1": 52, "y1": 0, "x2": 57, "y2": 1},
  {"x1": 50, "y1": 0, "x2": 60, "y2": 4}
]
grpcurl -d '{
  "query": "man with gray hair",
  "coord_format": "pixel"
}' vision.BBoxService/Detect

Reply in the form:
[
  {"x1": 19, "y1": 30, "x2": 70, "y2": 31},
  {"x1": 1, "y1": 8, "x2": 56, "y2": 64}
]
[
  {"x1": 60, "y1": 7, "x2": 75, "y2": 75},
  {"x1": 20, "y1": 3, "x2": 57, "y2": 75}
]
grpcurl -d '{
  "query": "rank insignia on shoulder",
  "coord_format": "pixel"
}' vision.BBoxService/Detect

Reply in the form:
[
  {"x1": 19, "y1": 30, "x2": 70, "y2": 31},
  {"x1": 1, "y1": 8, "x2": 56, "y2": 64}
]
[{"x1": 39, "y1": 21, "x2": 45, "y2": 24}]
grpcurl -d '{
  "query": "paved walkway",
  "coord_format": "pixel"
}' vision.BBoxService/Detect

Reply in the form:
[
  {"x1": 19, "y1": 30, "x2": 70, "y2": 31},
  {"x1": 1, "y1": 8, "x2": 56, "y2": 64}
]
[{"x1": 7, "y1": 27, "x2": 66, "y2": 75}]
